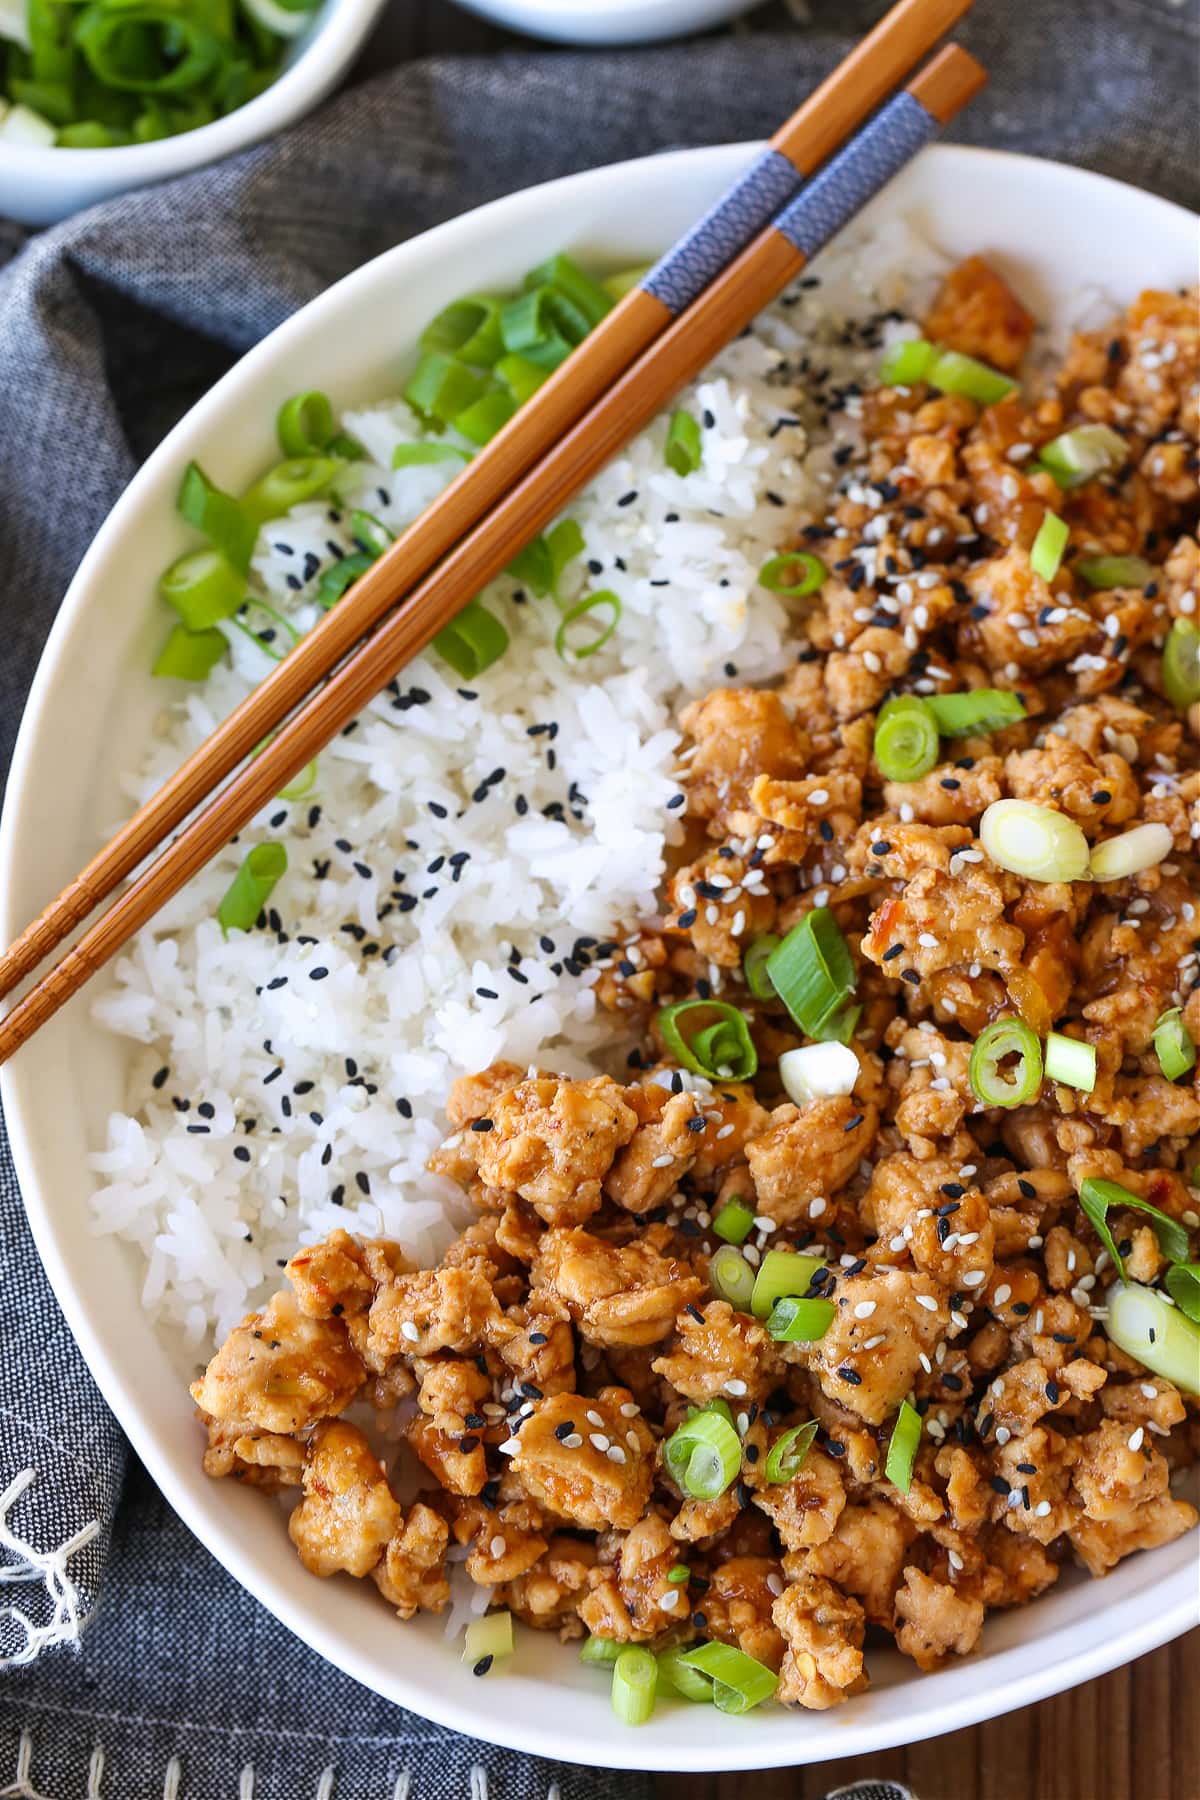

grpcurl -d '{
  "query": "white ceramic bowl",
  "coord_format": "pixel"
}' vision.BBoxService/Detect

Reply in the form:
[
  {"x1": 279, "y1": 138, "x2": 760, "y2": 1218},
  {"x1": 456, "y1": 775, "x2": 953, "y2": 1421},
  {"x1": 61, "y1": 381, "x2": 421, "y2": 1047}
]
[
  {"x1": 1, "y1": 144, "x2": 1197, "y2": 1771},
  {"x1": 0, "y1": 0, "x2": 387, "y2": 227},
  {"x1": 448, "y1": 0, "x2": 764, "y2": 45}
]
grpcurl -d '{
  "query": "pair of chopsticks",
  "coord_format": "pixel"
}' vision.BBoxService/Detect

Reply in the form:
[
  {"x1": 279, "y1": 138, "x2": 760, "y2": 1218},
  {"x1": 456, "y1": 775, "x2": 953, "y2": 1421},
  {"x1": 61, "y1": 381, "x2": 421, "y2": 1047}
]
[{"x1": 0, "y1": 0, "x2": 985, "y2": 1063}]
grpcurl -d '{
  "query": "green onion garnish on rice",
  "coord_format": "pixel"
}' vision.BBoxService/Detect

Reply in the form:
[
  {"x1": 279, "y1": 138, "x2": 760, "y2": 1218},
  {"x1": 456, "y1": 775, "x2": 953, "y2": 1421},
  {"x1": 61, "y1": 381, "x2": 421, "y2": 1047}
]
[
  {"x1": 879, "y1": 339, "x2": 1016, "y2": 405},
  {"x1": 159, "y1": 547, "x2": 245, "y2": 631},
  {"x1": 177, "y1": 461, "x2": 257, "y2": 573},
  {"x1": 276, "y1": 391, "x2": 335, "y2": 459},
  {"x1": 316, "y1": 552, "x2": 375, "y2": 611},
  {"x1": 554, "y1": 590, "x2": 621, "y2": 661},
  {"x1": 217, "y1": 842, "x2": 287, "y2": 936},
  {"x1": 152, "y1": 623, "x2": 228, "y2": 681},
  {"x1": 432, "y1": 599, "x2": 510, "y2": 681},
  {"x1": 453, "y1": 388, "x2": 517, "y2": 447},
  {"x1": 420, "y1": 295, "x2": 505, "y2": 367},
  {"x1": 664, "y1": 409, "x2": 703, "y2": 476},
  {"x1": 757, "y1": 550, "x2": 827, "y2": 597},
  {"x1": 391, "y1": 442, "x2": 471, "y2": 470}
]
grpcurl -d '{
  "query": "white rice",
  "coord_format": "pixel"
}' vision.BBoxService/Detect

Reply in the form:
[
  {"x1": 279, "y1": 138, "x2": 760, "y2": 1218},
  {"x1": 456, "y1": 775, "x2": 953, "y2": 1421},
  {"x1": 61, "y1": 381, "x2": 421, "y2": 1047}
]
[{"x1": 88, "y1": 217, "x2": 951, "y2": 1347}]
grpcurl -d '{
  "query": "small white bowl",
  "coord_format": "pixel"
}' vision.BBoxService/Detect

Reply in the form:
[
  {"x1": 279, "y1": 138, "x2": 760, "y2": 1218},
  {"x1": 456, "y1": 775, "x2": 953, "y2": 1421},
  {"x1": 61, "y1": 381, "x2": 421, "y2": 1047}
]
[
  {"x1": 0, "y1": 0, "x2": 387, "y2": 227},
  {"x1": 449, "y1": 0, "x2": 765, "y2": 45}
]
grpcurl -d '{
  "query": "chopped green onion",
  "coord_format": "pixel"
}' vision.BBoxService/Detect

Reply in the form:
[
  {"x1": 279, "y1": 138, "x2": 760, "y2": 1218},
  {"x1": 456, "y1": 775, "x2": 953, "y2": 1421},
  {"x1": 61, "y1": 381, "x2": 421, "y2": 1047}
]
[
  {"x1": 878, "y1": 337, "x2": 936, "y2": 385},
  {"x1": 1037, "y1": 423, "x2": 1127, "y2": 489},
  {"x1": 276, "y1": 391, "x2": 335, "y2": 458},
  {"x1": 404, "y1": 352, "x2": 487, "y2": 426},
  {"x1": 969, "y1": 1017, "x2": 1043, "y2": 1108},
  {"x1": 1162, "y1": 620, "x2": 1200, "y2": 709},
  {"x1": 1030, "y1": 509, "x2": 1069, "y2": 582},
  {"x1": 611, "y1": 1646, "x2": 657, "y2": 1726},
  {"x1": 1079, "y1": 1176, "x2": 1190, "y2": 1281},
  {"x1": 765, "y1": 907, "x2": 855, "y2": 1038},
  {"x1": 278, "y1": 760, "x2": 318, "y2": 802},
  {"x1": 316, "y1": 552, "x2": 375, "y2": 610},
  {"x1": 159, "y1": 548, "x2": 244, "y2": 631},
  {"x1": 656, "y1": 1644, "x2": 713, "y2": 1702},
  {"x1": 495, "y1": 353, "x2": 551, "y2": 406},
  {"x1": 665, "y1": 1563, "x2": 690, "y2": 1585},
  {"x1": 1076, "y1": 555, "x2": 1156, "y2": 590},
  {"x1": 391, "y1": 442, "x2": 472, "y2": 470},
  {"x1": 1105, "y1": 1284, "x2": 1200, "y2": 1396},
  {"x1": 677, "y1": 1642, "x2": 777, "y2": 1715},
  {"x1": 885, "y1": 1399, "x2": 922, "y2": 1493},
  {"x1": 766, "y1": 1295, "x2": 836, "y2": 1342},
  {"x1": 500, "y1": 285, "x2": 590, "y2": 366},
  {"x1": 708, "y1": 1245, "x2": 755, "y2": 1313},
  {"x1": 1088, "y1": 822, "x2": 1172, "y2": 882},
  {"x1": 1044, "y1": 1031, "x2": 1097, "y2": 1093},
  {"x1": 454, "y1": 388, "x2": 517, "y2": 446},
  {"x1": 662, "y1": 1408, "x2": 742, "y2": 1501},
  {"x1": 665, "y1": 409, "x2": 703, "y2": 477},
  {"x1": 778, "y1": 1042, "x2": 858, "y2": 1106},
  {"x1": 242, "y1": 457, "x2": 339, "y2": 527},
  {"x1": 1165, "y1": 1263, "x2": 1200, "y2": 1324},
  {"x1": 462, "y1": 1611, "x2": 513, "y2": 1666},
  {"x1": 328, "y1": 431, "x2": 366, "y2": 461},
  {"x1": 757, "y1": 551, "x2": 827, "y2": 598},
  {"x1": 814, "y1": 1001, "x2": 862, "y2": 1046},
  {"x1": 1153, "y1": 1008, "x2": 1196, "y2": 1082},
  {"x1": 927, "y1": 347, "x2": 1018, "y2": 406},
  {"x1": 579, "y1": 1635, "x2": 622, "y2": 1667},
  {"x1": 152, "y1": 623, "x2": 228, "y2": 681},
  {"x1": 742, "y1": 934, "x2": 780, "y2": 1001},
  {"x1": 217, "y1": 843, "x2": 287, "y2": 936},
  {"x1": 926, "y1": 689, "x2": 1026, "y2": 737},
  {"x1": 712, "y1": 1199, "x2": 756, "y2": 1246},
  {"x1": 420, "y1": 295, "x2": 504, "y2": 367},
  {"x1": 349, "y1": 510, "x2": 394, "y2": 556},
  {"x1": 601, "y1": 266, "x2": 651, "y2": 302},
  {"x1": 546, "y1": 518, "x2": 586, "y2": 582},
  {"x1": 873, "y1": 695, "x2": 939, "y2": 782},
  {"x1": 750, "y1": 1249, "x2": 825, "y2": 1320},
  {"x1": 763, "y1": 1419, "x2": 819, "y2": 1483},
  {"x1": 432, "y1": 600, "x2": 510, "y2": 681},
  {"x1": 177, "y1": 461, "x2": 256, "y2": 573},
  {"x1": 979, "y1": 799, "x2": 1090, "y2": 882},
  {"x1": 507, "y1": 519, "x2": 584, "y2": 599},
  {"x1": 525, "y1": 253, "x2": 615, "y2": 330},
  {"x1": 74, "y1": 9, "x2": 224, "y2": 96},
  {"x1": 657, "y1": 1000, "x2": 757, "y2": 1081},
  {"x1": 555, "y1": 590, "x2": 621, "y2": 661}
]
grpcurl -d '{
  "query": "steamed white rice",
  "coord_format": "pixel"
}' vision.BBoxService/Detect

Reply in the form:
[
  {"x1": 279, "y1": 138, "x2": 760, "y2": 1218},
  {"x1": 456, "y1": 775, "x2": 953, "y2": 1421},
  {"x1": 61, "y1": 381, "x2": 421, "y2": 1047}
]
[{"x1": 88, "y1": 218, "x2": 952, "y2": 1347}]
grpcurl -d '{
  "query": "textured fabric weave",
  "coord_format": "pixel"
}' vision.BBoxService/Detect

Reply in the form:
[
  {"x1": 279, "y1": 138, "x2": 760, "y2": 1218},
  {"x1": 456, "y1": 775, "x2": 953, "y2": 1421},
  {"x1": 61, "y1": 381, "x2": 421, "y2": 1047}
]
[{"x1": 0, "y1": 0, "x2": 1195, "y2": 1792}]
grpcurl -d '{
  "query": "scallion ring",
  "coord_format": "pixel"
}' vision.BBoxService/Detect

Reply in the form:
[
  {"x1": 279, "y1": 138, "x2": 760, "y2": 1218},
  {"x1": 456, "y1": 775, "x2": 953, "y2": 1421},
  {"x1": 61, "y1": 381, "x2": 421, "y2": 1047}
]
[
  {"x1": 656, "y1": 1645, "x2": 713, "y2": 1703},
  {"x1": 1162, "y1": 619, "x2": 1200, "y2": 709},
  {"x1": 750, "y1": 1248, "x2": 825, "y2": 1320},
  {"x1": 555, "y1": 590, "x2": 621, "y2": 661},
  {"x1": 1153, "y1": 1008, "x2": 1196, "y2": 1082},
  {"x1": 925, "y1": 688, "x2": 1026, "y2": 736},
  {"x1": 927, "y1": 347, "x2": 1017, "y2": 405},
  {"x1": 1044, "y1": 1031, "x2": 1097, "y2": 1093},
  {"x1": 159, "y1": 547, "x2": 244, "y2": 631},
  {"x1": 391, "y1": 442, "x2": 472, "y2": 470},
  {"x1": 878, "y1": 337, "x2": 936, "y2": 385},
  {"x1": 676, "y1": 1642, "x2": 777, "y2": 1715},
  {"x1": 611, "y1": 1646, "x2": 657, "y2": 1726},
  {"x1": 1036, "y1": 423, "x2": 1127, "y2": 489},
  {"x1": 979, "y1": 799, "x2": 1090, "y2": 882},
  {"x1": 242, "y1": 456, "x2": 339, "y2": 527},
  {"x1": 217, "y1": 843, "x2": 287, "y2": 936},
  {"x1": 432, "y1": 600, "x2": 510, "y2": 681},
  {"x1": 763, "y1": 1420, "x2": 819, "y2": 1484},
  {"x1": 1079, "y1": 1176, "x2": 1189, "y2": 1281},
  {"x1": 1105, "y1": 1284, "x2": 1200, "y2": 1396},
  {"x1": 742, "y1": 934, "x2": 780, "y2": 1001},
  {"x1": 276, "y1": 391, "x2": 335, "y2": 458},
  {"x1": 662, "y1": 1408, "x2": 742, "y2": 1501},
  {"x1": 969, "y1": 1017, "x2": 1043, "y2": 1108},
  {"x1": 665, "y1": 409, "x2": 703, "y2": 476},
  {"x1": 766, "y1": 1295, "x2": 836, "y2": 1343},
  {"x1": 711, "y1": 1199, "x2": 756, "y2": 1246},
  {"x1": 176, "y1": 460, "x2": 256, "y2": 573},
  {"x1": 152, "y1": 623, "x2": 228, "y2": 681},
  {"x1": 1030, "y1": 508, "x2": 1069, "y2": 582},
  {"x1": 657, "y1": 1000, "x2": 757, "y2": 1081},
  {"x1": 765, "y1": 907, "x2": 855, "y2": 1038},
  {"x1": 462, "y1": 1611, "x2": 513, "y2": 1667},
  {"x1": 758, "y1": 551, "x2": 827, "y2": 598},
  {"x1": 873, "y1": 695, "x2": 939, "y2": 782},
  {"x1": 1088, "y1": 822, "x2": 1172, "y2": 882},
  {"x1": 579, "y1": 1636, "x2": 622, "y2": 1668},
  {"x1": 885, "y1": 1399, "x2": 922, "y2": 1493},
  {"x1": 1075, "y1": 555, "x2": 1156, "y2": 590},
  {"x1": 709, "y1": 1245, "x2": 756, "y2": 1313}
]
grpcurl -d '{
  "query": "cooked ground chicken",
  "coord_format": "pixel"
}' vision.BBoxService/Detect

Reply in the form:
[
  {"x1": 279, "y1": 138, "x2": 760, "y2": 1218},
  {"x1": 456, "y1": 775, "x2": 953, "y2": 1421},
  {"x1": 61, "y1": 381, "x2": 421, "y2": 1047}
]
[{"x1": 193, "y1": 264, "x2": 1199, "y2": 1714}]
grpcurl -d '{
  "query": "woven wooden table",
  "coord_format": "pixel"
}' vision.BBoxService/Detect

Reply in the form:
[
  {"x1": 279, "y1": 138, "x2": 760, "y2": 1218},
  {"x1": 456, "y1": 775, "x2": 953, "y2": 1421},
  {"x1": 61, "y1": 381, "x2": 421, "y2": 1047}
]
[{"x1": 355, "y1": 6, "x2": 1195, "y2": 1795}]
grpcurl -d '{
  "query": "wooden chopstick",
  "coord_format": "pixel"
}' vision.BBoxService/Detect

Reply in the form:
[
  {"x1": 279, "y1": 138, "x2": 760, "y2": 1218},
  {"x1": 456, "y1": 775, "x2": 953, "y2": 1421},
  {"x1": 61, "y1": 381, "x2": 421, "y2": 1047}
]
[
  {"x1": 0, "y1": 44, "x2": 985, "y2": 1065},
  {"x1": 0, "y1": 0, "x2": 975, "y2": 1008}
]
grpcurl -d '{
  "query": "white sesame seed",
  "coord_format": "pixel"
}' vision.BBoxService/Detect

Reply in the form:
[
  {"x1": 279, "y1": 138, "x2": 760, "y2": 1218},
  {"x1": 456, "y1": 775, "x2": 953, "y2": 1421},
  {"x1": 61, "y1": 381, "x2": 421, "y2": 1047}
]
[
  {"x1": 490, "y1": 1535, "x2": 506, "y2": 1558},
  {"x1": 658, "y1": 1587, "x2": 680, "y2": 1610},
  {"x1": 994, "y1": 1284, "x2": 1012, "y2": 1305},
  {"x1": 948, "y1": 1549, "x2": 964, "y2": 1571},
  {"x1": 586, "y1": 1410, "x2": 604, "y2": 1427},
  {"x1": 626, "y1": 1430, "x2": 641, "y2": 1451},
  {"x1": 889, "y1": 1234, "x2": 908, "y2": 1252},
  {"x1": 619, "y1": 1401, "x2": 640, "y2": 1417},
  {"x1": 753, "y1": 1216, "x2": 777, "y2": 1233},
  {"x1": 1128, "y1": 1427, "x2": 1145, "y2": 1452},
  {"x1": 401, "y1": 1321, "x2": 421, "y2": 1343},
  {"x1": 563, "y1": 1433, "x2": 583, "y2": 1449},
  {"x1": 809, "y1": 788, "x2": 830, "y2": 806},
  {"x1": 863, "y1": 1334, "x2": 886, "y2": 1350},
  {"x1": 854, "y1": 1300, "x2": 877, "y2": 1319},
  {"x1": 962, "y1": 1270, "x2": 986, "y2": 1287},
  {"x1": 915, "y1": 1294, "x2": 938, "y2": 1312},
  {"x1": 725, "y1": 1379, "x2": 748, "y2": 1397},
  {"x1": 810, "y1": 1198, "x2": 827, "y2": 1218},
  {"x1": 498, "y1": 1437, "x2": 522, "y2": 1456},
  {"x1": 1035, "y1": 1500, "x2": 1052, "y2": 1517},
  {"x1": 589, "y1": 1433, "x2": 610, "y2": 1452},
  {"x1": 918, "y1": 932, "x2": 938, "y2": 947},
  {"x1": 1141, "y1": 1383, "x2": 1157, "y2": 1399},
  {"x1": 919, "y1": 1353, "x2": 932, "y2": 1373},
  {"x1": 606, "y1": 1445, "x2": 627, "y2": 1465},
  {"x1": 995, "y1": 1426, "x2": 1011, "y2": 1445},
  {"x1": 767, "y1": 1572, "x2": 784, "y2": 1597},
  {"x1": 651, "y1": 1153, "x2": 675, "y2": 1168}
]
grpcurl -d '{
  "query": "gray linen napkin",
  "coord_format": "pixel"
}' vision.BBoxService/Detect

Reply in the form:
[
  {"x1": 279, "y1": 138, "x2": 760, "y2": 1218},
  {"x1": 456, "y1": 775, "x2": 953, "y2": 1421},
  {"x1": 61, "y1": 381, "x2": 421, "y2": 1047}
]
[{"x1": 0, "y1": 0, "x2": 1196, "y2": 1792}]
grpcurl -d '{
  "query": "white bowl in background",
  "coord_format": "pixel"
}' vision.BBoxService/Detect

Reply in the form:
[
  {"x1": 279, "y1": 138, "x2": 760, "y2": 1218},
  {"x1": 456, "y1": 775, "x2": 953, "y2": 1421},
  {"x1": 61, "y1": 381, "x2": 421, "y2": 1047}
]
[
  {"x1": 448, "y1": 0, "x2": 765, "y2": 45},
  {"x1": 1, "y1": 143, "x2": 1197, "y2": 1770},
  {"x1": 0, "y1": 0, "x2": 387, "y2": 227}
]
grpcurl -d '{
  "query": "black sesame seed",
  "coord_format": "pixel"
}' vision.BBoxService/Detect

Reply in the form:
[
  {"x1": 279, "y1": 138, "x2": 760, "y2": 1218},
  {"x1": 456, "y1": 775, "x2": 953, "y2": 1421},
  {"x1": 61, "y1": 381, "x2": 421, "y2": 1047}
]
[
  {"x1": 309, "y1": 967, "x2": 329, "y2": 982},
  {"x1": 883, "y1": 943, "x2": 904, "y2": 961},
  {"x1": 471, "y1": 1119, "x2": 494, "y2": 1133},
  {"x1": 1017, "y1": 1178, "x2": 1037, "y2": 1199},
  {"x1": 473, "y1": 1656, "x2": 494, "y2": 1678},
  {"x1": 900, "y1": 968, "x2": 921, "y2": 985}
]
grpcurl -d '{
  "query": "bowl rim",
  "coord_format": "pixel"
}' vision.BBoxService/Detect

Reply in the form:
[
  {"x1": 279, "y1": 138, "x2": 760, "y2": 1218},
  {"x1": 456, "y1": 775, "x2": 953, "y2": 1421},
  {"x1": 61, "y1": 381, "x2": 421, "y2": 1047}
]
[
  {"x1": 0, "y1": 0, "x2": 387, "y2": 177},
  {"x1": 2, "y1": 139, "x2": 1198, "y2": 1771}
]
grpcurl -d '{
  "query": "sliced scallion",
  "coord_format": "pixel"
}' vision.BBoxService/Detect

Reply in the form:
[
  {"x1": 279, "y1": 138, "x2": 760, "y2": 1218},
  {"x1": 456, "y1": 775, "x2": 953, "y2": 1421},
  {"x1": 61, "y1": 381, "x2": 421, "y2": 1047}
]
[
  {"x1": 873, "y1": 695, "x2": 939, "y2": 781},
  {"x1": 657, "y1": 1000, "x2": 757, "y2": 1081},
  {"x1": 1044, "y1": 1031, "x2": 1097, "y2": 1093},
  {"x1": 927, "y1": 347, "x2": 1017, "y2": 406},
  {"x1": 926, "y1": 688, "x2": 1026, "y2": 736},
  {"x1": 242, "y1": 456, "x2": 339, "y2": 527},
  {"x1": 611, "y1": 1645, "x2": 658, "y2": 1726},
  {"x1": 1105, "y1": 1283, "x2": 1200, "y2": 1395},
  {"x1": 677, "y1": 1642, "x2": 777, "y2": 1715},
  {"x1": 665, "y1": 409, "x2": 703, "y2": 476},
  {"x1": 601, "y1": 266, "x2": 650, "y2": 302},
  {"x1": 969, "y1": 1017, "x2": 1043, "y2": 1108},
  {"x1": 1153, "y1": 1008, "x2": 1196, "y2": 1081},
  {"x1": 1076, "y1": 555, "x2": 1156, "y2": 590},
  {"x1": 217, "y1": 842, "x2": 287, "y2": 936},
  {"x1": 1037, "y1": 423, "x2": 1127, "y2": 489},
  {"x1": 666, "y1": 1563, "x2": 690, "y2": 1585},
  {"x1": 152, "y1": 623, "x2": 228, "y2": 681},
  {"x1": 662, "y1": 1408, "x2": 742, "y2": 1501},
  {"x1": 709, "y1": 1245, "x2": 755, "y2": 1313},
  {"x1": 1162, "y1": 619, "x2": 1200, "y2": 709},
  {"x1": 177, "y1": 461, "x2": 256, "y2": 573},
  {"x1": 555, "y1": 590, "x2": 621, "y2": 661},
  {"x1": 524, "y1": 253, "x2": 615, "y2": 330},
  {"x1": 778, "y1": 1042, "x2": 858, "y2": 1106},
  {"x1": 1030, "y1": 509, "x2": 1069, "y2": 582},
  {"x1": 404, "y1": 351, "x2": 487, "y2": 426},
  {"x1": 758, "y1": 551, "x2": 827, "y2": 598},
  {"x1": 349, "y1": 510, "x2": 394, "y2": 556},
  {"x1": 391, "y1": 442, "x2": 471, "y2": 470},
  {"x1": 454, "y1": 387, "x2": 517, "y2": 447},
  {"x1": 1088, "y1": 822, "x2": 1172, "y2": 882},
  {"x1": 763, "y1": 1419, "x2": 819, "y2": 1484},
  {"x1": 316, "y1": 552, "x2": 375, "y2": 610},
  {"x1": 885, "y1": 1399, "x2": 922, "y2": 1493},
  {"x1": 1078, "y1": 1176, "x2": 1190, "y2": 1281},
  {"x1": 420, "y1": 294, "x2": 504, "y2": 367},
  {"x1": 276, "y1": 391, "x2": 335, "y2": 458},
  {"x1": 765, "y1": 907, "x2": 855, "y2": 1038},
  {"x1": 656, "y1": 1644, "x2": 713, "y2": 1703},
  {"x1": 462, "y1": 1611, "x2": 513, "y2": 1666},
  {"x1": 1165, "y1": 1263, "x2": 1200, "y2": 1324},
  {"x1": 712, "y1": 1199, "x2": 756, "y2": 1246},
  {"x1": 878, "y1": 337, "x2": 936, "y2": 385},
  {"x1": 432, "y1": 600, "x2": 510, "y2": 680},
  {"x1": 750, "y1": 1249, "x2": 825, "y2": 1320},
  {"x1": 159, "y1": 547, "x2": 244, "y2": 631},
  {"x1": 742, "y1": 934, "x2": 780, "y2": 1001},
  {"x1": 579, "y1": 1635, "x2": 622, "y2": 1667},
  {"x1": 495, "y1": 353, "x2": 551, "y2": 406},
  {"x1": 979, "y1": 798, "x2": 1090, "y2": 882},
  {"x1": 766, "y1": 1295, "x2": 836, "y2": 1343}
]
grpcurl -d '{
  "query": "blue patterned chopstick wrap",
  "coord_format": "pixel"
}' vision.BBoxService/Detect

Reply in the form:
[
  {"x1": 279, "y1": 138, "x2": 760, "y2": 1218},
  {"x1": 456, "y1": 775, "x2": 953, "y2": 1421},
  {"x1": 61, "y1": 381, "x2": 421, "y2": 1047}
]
[
  {"x1": 774, "y1": 88, "x2": 939, "y2": 263},
  {"x1": 642, "y1": 145, "x2": 800, "y2": 315}
]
